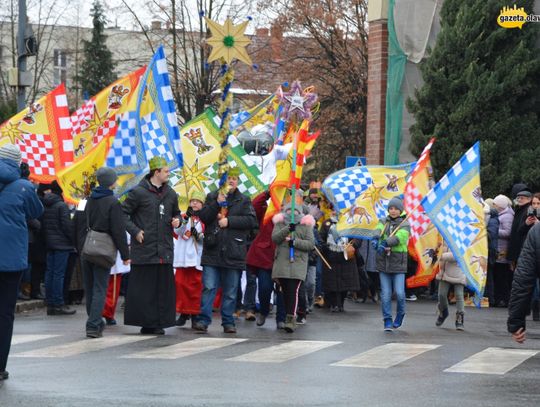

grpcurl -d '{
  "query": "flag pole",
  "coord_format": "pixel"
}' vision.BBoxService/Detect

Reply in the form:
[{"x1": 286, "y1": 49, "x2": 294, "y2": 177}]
[{"x1": 289, "y1": 127, "x2": 300, "y2": 263}]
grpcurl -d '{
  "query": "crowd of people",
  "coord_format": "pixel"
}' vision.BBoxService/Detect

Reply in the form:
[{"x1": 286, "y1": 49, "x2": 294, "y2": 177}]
[{"x1": 1, "y1": 142, "x2": 540, "y2": 382}]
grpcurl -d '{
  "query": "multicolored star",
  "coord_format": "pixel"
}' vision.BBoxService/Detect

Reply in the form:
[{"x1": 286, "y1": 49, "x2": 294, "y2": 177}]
[{"x1": 280, "y1": 81, "x2": 318, "y2": 122}]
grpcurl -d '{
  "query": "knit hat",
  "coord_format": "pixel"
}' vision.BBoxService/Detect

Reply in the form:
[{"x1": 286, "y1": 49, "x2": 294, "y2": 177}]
[
  {"x1": 189, "y1": 189, "x2": 206, "y2": 203},
  {"x1": 149, "y1": 156, "x2": 168, "y2": 171},
  {"x1": 96, "y1": 167, "x2": 118, "y2": 188},
  {"x1": 227, "y1": 167, "x2": 241, "y2": 178},
  {"x1": 387, "y1": 197, "x2": 404, "y2": 212},
  {"x1": 0, "y1": 143, "x2": 21, "y2": 164},
  {"x1": 493, "y1": 194, "x2": 510, "y2": 210}
]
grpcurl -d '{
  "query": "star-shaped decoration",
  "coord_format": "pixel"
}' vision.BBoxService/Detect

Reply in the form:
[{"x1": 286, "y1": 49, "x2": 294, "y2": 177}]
[
  {"x1": 280, "y1": 81, "x2": 318, "y2": 122},
  {"x1": 0, "y1": 121, "x2": 25, "y2": 144},
  {"x1": 175, "y1": 159, "x2": 212, "y2": 192},
  {"x1": 205, "y1": 17, "x2": 252, "y2": 65},
  {"x1": 85, "y1": 105, "x2": 108, "y2": 134}
]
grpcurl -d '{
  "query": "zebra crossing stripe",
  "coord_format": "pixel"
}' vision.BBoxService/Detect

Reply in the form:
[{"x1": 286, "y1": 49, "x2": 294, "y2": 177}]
[
  {"x1": 226, "y1": 340, "x2": 341, "y2": 363},
  {"x1": 121, "y1": 338, "x2": 247, "y2": 359},
  {"x1": 444, "y1": 347, "x2": 539, "y2": 375},
  {"x1": 11, "y1": 335, "x2": 60, "y2": 345},
  {"x1": 331, "y1": 343, "x2": 441, "y2": 368},
  {"x1": 13, "y1": 335, "x2": 155, "y2": 358}
]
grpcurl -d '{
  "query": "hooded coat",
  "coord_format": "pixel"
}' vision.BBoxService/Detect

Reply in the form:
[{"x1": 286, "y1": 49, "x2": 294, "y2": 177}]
[
  {"x1": 0, "y1": 158, "x2": 43, "y2": 271},
  {"x1": 42, "y1": 192, "x2": 73, "y2": 251}
]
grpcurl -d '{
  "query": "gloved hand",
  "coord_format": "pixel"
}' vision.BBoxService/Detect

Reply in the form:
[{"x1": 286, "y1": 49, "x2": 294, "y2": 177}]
[
  {"x1": 377, "y1": 240, "x2": 388, "y2": 255},
  {"x1": 186, "y1": 207, "x2": 194, "y2": 218},
  {"x1": 190, "y1": 226, "x2": 199, "y2": 240},
  {"x1": 289, "y1": 223, "x2": 296, "y2": 232}
]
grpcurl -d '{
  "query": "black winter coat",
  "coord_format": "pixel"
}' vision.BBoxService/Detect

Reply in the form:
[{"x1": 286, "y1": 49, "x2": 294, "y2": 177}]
[
  {"x1": 507, "y1": 204, "x2": 533, "y2": 263},
  {"x1": 74, "y1": 192, "x2": 130, "y2": 261},
  {"x1": 507, "y1": 222, "x2": 540, "y2": 333},
  {"x1": 198, "y1": 189, "x2": 257, "y2": 270},
  {"x1": 42, "y1": 193, "x2": 73, "y2": 251},
  {"x1": 122, "y1": 177, "x2": 180, "y2": 265}
]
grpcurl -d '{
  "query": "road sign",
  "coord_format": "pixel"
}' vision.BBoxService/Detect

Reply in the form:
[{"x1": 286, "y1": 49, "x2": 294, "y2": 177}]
[{"x1": 345, "y1": 156, "x2": 366, "y2": 168}]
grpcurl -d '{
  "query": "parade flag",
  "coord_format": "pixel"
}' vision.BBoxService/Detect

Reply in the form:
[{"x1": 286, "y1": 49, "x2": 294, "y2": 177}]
[
  {"x1": 229, "y1": 94, "x2": 276, "y2": 131},
  {"x1": 421, "y1": 142, "x2": 487, "y2": 304},
  {"x1": 404, "y1": 139, "x2": 443, "y2": 288},
  {"x1": 290, "y1": 121, "x2": 319, "y2": 188},
  {"x1": 335, "y1": 164, "x2": 414, "y2": 239},
  {"x1": 71, "y1": 67, "x2": 145, "y2": 159},
  {"x1": 263, "y1": 123, "x2": 318, "y2": 224},
  {"x1": 0, "y1": 84, "x2": 73, "y2": 182},
  {"x1": 322, "y1": 166, "x2": 378, "y2": 212},
  {"x1": 107, "y1": 46, "x2": 182, "y2": 174},
  {"x1": 57, "y1": 136, "x2": 113, "y2": 204}
]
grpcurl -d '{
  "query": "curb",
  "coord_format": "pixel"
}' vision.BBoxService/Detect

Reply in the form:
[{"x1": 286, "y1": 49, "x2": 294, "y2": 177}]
[{"x1": 16, "y1": 299, "x2": 46, "y2": 313}]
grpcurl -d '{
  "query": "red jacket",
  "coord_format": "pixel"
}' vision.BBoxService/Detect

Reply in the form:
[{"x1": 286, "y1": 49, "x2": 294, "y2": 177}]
[{"x1": 246, "y1": 192, "x2": 275, "y2": 271}]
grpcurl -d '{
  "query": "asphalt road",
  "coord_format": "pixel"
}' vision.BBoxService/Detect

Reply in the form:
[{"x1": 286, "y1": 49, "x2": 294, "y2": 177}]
[{"x1": 1, "y1": 298, "x2": 539, "y2": 407}]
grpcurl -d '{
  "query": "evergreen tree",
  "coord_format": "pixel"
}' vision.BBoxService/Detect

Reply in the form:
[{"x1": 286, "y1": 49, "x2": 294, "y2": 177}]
[
  {"x1": 408, "y1": 0, "x2": 540, "y2": 197},
  {"x1": 76, "y1": 1, "x2": 116, "y2": 97}
]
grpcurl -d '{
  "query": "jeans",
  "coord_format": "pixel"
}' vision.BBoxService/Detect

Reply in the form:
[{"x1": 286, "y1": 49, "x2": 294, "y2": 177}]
[
  {"x1": 82, "y1": 259, "x2": 109, "y2": 332},
  {"x1": 379, "y1": 272, "x2": 406, "y2": 320},
  {"x1": 243, "y1": 271, "x2": 257, "y2": 311},
  {"x1": 305, "y1": 266, "x2": 316, "y2": 308},
  {"x1": 0, "y1": 271, "x2": 23, "y2": 371},
  {"x1": 315, "y1": 257, "x2": 323, "y2": 296},
  {"x1": 255, "y1": 269, "x2": 273, "y2": 316},
  {"x1": 45, "y1": 250, "x2": 70, "y2": 307},
  {"x1": 196, "y1": 266, "x2": 241, "y2": 327},
  {"x1": 438, "y1": 280, "x2": 465, "y2": 313}
]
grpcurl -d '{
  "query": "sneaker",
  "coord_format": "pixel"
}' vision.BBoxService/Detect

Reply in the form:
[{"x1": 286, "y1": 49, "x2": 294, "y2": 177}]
[
  {"x1": 223, "y1": 325, "x2": 237, "y2": 334},
  {"x1": 153, "y1": 328, "x2": 165, "y2": 335},
  {"x1": 256, "y1": 314, "x2": 267, "y2": 327},
  {"x1": 405, "y1": 294, "x2": 417, "y2": 302},
  {"x1": 245, "y1": 310, "x2": 256, "y2": 321},
  {"x1": 47, "y1": 306, "x2": 76, "y2": 315},
  {"x1": 105, "y1": 318, "x2": 117, "y2": 326},
  {"x1": 455, "y1": 311, "x2": 464, "y2": 331},
  {"x1": 330, "y1": 306, "x2": 340, "y2": 313},
  {"x1": 0, "y1": 371, "x2": 9, "y2": 381},
  {"x1": 192, "y1": 322, "x2": 208, "y2": 333},
  {"x1": 393, "y1": 313, "x2": 405, "y2": 329},
  {"x1": 175, "y1": 314, "x2": 190, "y2": 327},
  {"x1": 384, "y1": 318, "x2": 393, "y2": 332},
  {"x1": 296, "y1": 315, "x2": 306, "y2": 325},
  {"x1": 276, "y1": 321, "x2": 285, "y2": 330},
  {"x1": 284, "y1": 314, "x2": 296, "y2": 333},
  {"x1": 435, "y1": 308, "x2": 449, "y2": 327},
  {"x1": 86, "y1": 330, "x2": 103, "y2": 339}
]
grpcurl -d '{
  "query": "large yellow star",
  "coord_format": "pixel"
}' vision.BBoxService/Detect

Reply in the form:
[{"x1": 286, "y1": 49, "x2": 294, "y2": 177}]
[
  {"x1": 179, "y1": 159, "x2": 212, "y2": 192},
  {"x1": 0, "y1": 121, "x2": 24, "y2": 144},
  {"x1": 205, "y1": 17, "x2": 252, "y2": 65},
  {"x1": 85, "y1": 105, "x2": 107, "y2": 134}
]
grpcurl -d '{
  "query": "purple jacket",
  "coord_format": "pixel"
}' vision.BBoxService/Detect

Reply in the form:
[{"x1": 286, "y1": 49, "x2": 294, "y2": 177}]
[{"x1": 496, "y1": 206, "x2": 514, "y2": 264}]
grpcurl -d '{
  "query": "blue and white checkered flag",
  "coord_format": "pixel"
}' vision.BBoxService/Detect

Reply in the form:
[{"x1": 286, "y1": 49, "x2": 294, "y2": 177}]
[
  {"x1": 322, "y1": 166, "x2": 372, "y2": 211},
  {"x1": 421, "y1": 142, "x2": 487, "y2": 304},
  {"x1": 106, "y1": 45, "x2": 182, "y2": 175}
]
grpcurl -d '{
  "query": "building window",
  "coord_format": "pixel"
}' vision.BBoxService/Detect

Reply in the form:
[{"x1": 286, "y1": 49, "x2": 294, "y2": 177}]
[{"x1": 53, "y1": 49, "x2": 67, "y2": 85}]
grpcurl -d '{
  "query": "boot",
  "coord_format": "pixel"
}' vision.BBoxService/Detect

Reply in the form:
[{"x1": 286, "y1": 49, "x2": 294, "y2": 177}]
[
  {"x1": 284, "y1": 314, "x2": 296, "y2": 333},
  {"x1": 532, "y1": 300, "x2": 540, "y2": 321},
  {"x1": 455, "y1": 311, "x2": 464, "y2": 331},
  {"x1": 436, "y1": 308, "x2": 449, "y2": 327}
]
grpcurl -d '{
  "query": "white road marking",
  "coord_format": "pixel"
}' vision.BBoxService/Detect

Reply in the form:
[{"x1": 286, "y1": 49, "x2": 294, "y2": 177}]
[
  {"x1": 13, "y1": 335, "x2": 155, "y2": 358},
  {"x1": 331, "y1": 343, "x2": 441, "y2": 368},
  {"x1": 227, "y1": 340, "x2": 341, "y2": 363},
  {"x1": 444, "y1": 347, "x2": 539, "y2": 375},
  {"x1": 11, "y1": 335, "x2": 60, "y2": 345},
  {"x1": 122, "y1": 338, "x2": 247, "y2": 359}
]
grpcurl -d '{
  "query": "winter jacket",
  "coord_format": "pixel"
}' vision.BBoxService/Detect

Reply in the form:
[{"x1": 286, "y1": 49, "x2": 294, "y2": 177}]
[
  {"x1": 73, "y1": 187, "x2": 130, "y2": 261},
  {"x1": 496, "y1": 206, "x2": 514, "y2": 264},
  {"x1": 271, "y1": 212, "x2": 315, "y2": 281},
  {"x1": 375, "y1": 215, "x2": 410, "y2": 274},
  {"x1": 507, "y1": 204, "x2": 533, "y2": 263},
  {"x1": 319, "y1": 219, "x2": 361, "y2": 292},
  {"x1": 122, "y1": 177, "x2": 181, "y2": 265},
  {"x1": 42, "y1": 192, "x2": 74, "y2": 251},
  {"x1": 436, "y1": 249, "x2": 466, "y2": 285},
  {"x1": 507, "y1": 222, "x2": 540, "y2": 334},
  {"x1": 246, "y1": 191, "x2": 275, "y2": 271},
  {"x1": 197, "y1": 189, "x2": 257, "y2": 270},
  {"x1": 0, "y1": 159, "x2": 43, "y2": 271},
  {"x1": 487, "y1": 208, "x2": 499, "y2": 265},
  {"x1": 173, "y1": 215, "x2": 204, "y2": 270}
]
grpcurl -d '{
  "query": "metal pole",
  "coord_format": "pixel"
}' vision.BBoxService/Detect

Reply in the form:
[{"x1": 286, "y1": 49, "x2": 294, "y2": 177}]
[{"x1": 17, "y1": 0, "x2": 27, "y2": 111}]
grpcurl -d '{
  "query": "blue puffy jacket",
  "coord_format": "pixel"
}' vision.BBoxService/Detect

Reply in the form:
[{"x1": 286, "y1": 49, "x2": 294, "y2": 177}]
[{"x1": 0, "y1": 158, "x2": 43, "y2": 271}]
